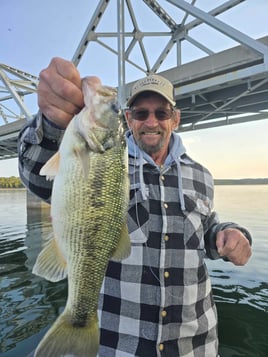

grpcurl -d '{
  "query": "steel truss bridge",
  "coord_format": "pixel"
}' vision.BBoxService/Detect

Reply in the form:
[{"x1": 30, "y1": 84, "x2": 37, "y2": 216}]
[{"x1": 1, "y1": 0, "x2": 268, "y2": 160}]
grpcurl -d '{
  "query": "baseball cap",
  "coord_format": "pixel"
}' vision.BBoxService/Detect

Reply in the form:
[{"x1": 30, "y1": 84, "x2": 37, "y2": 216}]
[{"x1": 126, "y1": 74, "x2": 176, "y2": 107}]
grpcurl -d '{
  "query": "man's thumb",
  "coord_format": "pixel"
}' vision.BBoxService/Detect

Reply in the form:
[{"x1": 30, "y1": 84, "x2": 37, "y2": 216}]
[{"x1": 216, "y1": 230, "x2": 225, "y2": 255}]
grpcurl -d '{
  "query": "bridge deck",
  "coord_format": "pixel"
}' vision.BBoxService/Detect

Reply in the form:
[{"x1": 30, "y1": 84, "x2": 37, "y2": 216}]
[{"x1": 1, "y1": 36, "x2": 268, "y2": 159}]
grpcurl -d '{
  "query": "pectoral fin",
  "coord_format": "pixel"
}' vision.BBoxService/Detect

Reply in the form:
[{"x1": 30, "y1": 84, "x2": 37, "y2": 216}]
[
  {"x1": 73, "y1": 143, "x2": 90, "y2": 179},
  {"x1": 112, "y1": 223, "x2": 131, "y2": 261},
  {"x1": 32, "y1": 233, "x2": 67, "y2": 282},
  {"x1": 40, "y1": 152, "x2": 60, "y2": 181}
]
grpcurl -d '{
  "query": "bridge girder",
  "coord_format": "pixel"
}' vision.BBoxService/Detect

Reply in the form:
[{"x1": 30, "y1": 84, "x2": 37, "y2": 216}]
[{"x1": 1, "y1": 0, "x2": 268, "y2": 160}]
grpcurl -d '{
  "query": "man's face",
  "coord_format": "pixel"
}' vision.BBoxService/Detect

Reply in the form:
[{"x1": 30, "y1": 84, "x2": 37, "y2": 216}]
[{"x1": 126, "y1": 93, "x2": 180, "y2": 158}]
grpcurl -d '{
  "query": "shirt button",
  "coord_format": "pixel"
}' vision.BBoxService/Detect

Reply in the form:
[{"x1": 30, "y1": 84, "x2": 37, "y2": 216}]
[
  {"x1": 159, "y1": 343, "x2": 164, "y2": 351},
  {"x1": 161, "y1": 310, "x2": 167, "y2": 318},
  {"x1": 160, "y1": 175, "x2": 165, "y2": 181},
  {"x1": 164, "y1": 235, "x2": 169, "y2": 241},
  {"x1": 164, "y1": 203, "x2": 168, "y2": 209},
  {"x1": 164, "y1": 271, "x2": 170, "y2": 278}
]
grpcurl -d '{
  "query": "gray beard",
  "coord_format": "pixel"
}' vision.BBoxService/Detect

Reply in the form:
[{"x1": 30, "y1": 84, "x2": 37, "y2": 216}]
[{"x1": 136, "y1": 137, "x2": 165, "y2": 154}]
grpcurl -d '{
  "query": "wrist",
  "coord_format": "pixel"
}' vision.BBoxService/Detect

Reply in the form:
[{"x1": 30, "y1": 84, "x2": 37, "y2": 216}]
[{"x1": 43, "y1": 115, "x2": 66, "y2": 129}]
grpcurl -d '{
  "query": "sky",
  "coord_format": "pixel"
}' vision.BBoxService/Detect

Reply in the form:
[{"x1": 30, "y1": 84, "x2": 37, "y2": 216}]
[{"x1": 0, "y1": 0, "x2": 268, "y2": 179}]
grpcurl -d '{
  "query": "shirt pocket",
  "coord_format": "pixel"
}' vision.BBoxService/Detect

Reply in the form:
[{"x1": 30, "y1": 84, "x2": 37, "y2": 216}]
[
  {"x1": 127, "y1": 184, "x2": 149, "y2": 244},
  {"x1": 183, "y1": 193, "x2": 211, "y2": 250}
]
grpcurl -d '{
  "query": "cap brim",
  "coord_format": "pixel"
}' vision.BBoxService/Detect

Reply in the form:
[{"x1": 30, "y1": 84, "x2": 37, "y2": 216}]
[{"x1": 126, "y1": 88, "x2": 176, "y2": 107}]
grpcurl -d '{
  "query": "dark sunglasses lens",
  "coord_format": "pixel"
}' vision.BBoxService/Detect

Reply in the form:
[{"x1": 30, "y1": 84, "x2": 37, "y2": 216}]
[
  {"x1": 132, "y1": 109, "x2": 173, "y2": 121},
  {"x1": 155, "y1": 110, "x2": 171, "y2": 120},
  {"x1": 133, "y1": 110, "x2": 149, "y2": 121}
]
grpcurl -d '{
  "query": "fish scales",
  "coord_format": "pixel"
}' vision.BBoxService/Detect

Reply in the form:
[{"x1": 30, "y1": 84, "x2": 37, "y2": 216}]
[
  {"x1": 63, "y1": 145, "x2": 127, "y2": 318},
  {"x1": 32, "y1": 77, "x2": 130, "y2": 357}
]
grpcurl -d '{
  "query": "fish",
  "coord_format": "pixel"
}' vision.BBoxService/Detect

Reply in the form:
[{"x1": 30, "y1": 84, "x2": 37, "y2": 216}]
[{"x1": 32, "y1": 76, "x2": 130, "y2": 357}]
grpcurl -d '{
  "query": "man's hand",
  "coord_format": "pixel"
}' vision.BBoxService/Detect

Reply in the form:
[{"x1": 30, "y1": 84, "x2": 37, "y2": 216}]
[
  {"x1": 37, "y1": 57, "x2": 84, "y2": 128},
  {"x1": 216, "y1": 228, "x2": 252, "y2": 266}
]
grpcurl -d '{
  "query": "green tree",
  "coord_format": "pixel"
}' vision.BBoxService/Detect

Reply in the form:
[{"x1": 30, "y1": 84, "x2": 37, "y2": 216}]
[{"x1": 0, "y1": 176, "x2": 24, "y2": 188}]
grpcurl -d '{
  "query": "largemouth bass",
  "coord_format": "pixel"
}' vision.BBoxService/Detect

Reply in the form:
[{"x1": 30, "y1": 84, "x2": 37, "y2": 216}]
[{"x1": 32, "y1": 76, "x2": 130, "y2": 357}]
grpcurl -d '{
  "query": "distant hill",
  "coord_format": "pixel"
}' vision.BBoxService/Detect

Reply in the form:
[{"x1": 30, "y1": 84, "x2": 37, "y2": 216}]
[
  {"x1": 1, "y1": 176, "x2": 268, "y2": 188},
  {"x1": 214, "y1": 178, "x2": 268, "y2": 185}
]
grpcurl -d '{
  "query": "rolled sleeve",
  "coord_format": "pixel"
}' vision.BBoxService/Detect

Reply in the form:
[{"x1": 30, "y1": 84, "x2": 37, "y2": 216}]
[{"x1": 17, "y1": 111, "x2": 64, "y2": 202}]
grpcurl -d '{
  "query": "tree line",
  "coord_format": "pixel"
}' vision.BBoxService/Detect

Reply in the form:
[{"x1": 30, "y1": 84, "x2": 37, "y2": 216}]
[{"x1": 0, "y1": 176, "x2": 24, "y2": 188}]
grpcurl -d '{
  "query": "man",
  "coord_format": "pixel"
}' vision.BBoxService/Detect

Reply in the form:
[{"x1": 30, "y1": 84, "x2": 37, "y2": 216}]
[{"x1": 18, "y1": 57, "x2": 252, "y2": 357}]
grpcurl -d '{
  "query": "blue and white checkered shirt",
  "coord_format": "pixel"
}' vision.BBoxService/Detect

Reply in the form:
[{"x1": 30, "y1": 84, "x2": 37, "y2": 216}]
[{"x1": 18, "y1": 113, "x2": 251, "y2": 356}]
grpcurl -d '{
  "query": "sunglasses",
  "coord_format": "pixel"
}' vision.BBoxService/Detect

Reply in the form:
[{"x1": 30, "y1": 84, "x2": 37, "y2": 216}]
[{"x1": 130, "y1": 107, "x2": 175, "y2": 121}]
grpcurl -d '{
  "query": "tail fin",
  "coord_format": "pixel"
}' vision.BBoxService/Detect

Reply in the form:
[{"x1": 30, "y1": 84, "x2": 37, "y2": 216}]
[{"x1": 34, "y1": 311, "x2": 99, "y2": 357}]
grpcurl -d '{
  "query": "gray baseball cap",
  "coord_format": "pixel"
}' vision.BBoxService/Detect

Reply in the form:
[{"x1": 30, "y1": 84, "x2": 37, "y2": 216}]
[{"x1": 126, "y1": 74, "x2": 176, "y2": 107}]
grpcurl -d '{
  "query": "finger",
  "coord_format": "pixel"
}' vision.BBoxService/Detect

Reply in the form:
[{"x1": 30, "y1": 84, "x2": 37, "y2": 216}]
[
  {"x1": 54, "y1": 57, "x2": 82, "y2": 88},
  {"x1": 38, "y1": 86, "x2": 82, "y2": 128},
  {"x1": 37, "y1": 58, "x2": 84, "y2": 127},
  {"x1": 226, "y1": 245, "x2": 251, "y2": 266},
  {"x1": 217, "y1": 228, "x2": 241, "y2": 255},
  {"x1": 38, "y1": 87, "x2": 82, "y2": 119},
  {"x1": 216, "y1": 231, "x2": 225, "y2": 255},
  {"x1": 39, "y1": 58, "x2": 84, "y2": 105},
  {"x1": 39, "y1": 69, "x2": 84, "y2": 109},
  {"x1": 216, "y1": 229, "x2": 252, "y2": 265},
  {"x1": 39, "y1": 103, "x2": 77, "y2": 128}
]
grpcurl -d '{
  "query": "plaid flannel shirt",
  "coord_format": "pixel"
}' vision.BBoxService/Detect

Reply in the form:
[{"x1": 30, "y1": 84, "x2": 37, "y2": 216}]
[{"x1": 18, "y1": 113, "x2": 252, "y2": 357}]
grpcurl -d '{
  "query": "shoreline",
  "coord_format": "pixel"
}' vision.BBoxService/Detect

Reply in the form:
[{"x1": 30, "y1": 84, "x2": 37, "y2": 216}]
[
  {"x1": 214, "y1": 178, "x2": 268, "y2": 185},
  {"x1": 1, "y1": 182, "x2": 268, "y2": 189}
]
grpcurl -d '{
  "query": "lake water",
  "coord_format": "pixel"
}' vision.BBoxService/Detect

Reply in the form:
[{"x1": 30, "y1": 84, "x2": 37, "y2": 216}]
[{"x1": 0, "y1": 186, "x2": 267, "y2": 357}]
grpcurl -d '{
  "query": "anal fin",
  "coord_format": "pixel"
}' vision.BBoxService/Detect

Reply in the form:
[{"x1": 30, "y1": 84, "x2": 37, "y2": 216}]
[
  {"x1": 32, "y1": 233, "x2": 67, "y2": 282},
  {"x1": 112, "y1": 223, "x2": 131, "y2": 261}
]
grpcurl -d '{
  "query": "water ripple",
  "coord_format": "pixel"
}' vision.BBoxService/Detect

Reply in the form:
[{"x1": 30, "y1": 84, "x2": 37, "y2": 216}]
[{"x1": 1, "y1": 188, "x2": 268, "y2": 357}]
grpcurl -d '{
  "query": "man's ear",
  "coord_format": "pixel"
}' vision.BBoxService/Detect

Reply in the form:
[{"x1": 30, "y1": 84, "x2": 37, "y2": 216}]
[
  {"x1": 124, "y1": 109, "x2": 132, "y2": 129},
  {"x1": 172, "y1": 109, "x2": 180, "y2": 131}
]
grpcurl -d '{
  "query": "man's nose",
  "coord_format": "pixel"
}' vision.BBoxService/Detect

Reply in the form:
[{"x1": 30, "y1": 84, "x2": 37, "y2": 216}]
[{"x1": 145, "y1": 111, "x2": 158, "y2": 125}]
